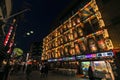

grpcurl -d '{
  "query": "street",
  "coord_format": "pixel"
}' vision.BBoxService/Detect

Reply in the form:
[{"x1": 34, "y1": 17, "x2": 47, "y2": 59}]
[{"x1": 9, "y1": 70, "x2": 89, "y2": 80}]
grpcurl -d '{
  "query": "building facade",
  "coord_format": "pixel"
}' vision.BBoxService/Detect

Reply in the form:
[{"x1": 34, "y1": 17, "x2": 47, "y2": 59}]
[{"x1": 42, "y1": 0, "x2": 120, "y2": 79}]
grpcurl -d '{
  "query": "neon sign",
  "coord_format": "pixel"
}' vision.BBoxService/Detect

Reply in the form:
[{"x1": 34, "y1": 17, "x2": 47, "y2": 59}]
[
  {"x1": 4, "y1": 26, "x2": 13, "y2": 46},
  {"x1": 85, "y1": 54, "x2": 96, "y2": 58}
]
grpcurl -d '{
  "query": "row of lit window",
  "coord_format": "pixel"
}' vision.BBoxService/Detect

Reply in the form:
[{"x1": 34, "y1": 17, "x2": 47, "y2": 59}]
[
  {"x1": 45, "y1": 33, "x2": 112, "y2": 59},
  {"x1": 44, "y1": 17, "x2": 101, "y2": 51},
  {"x1": 43, "y1": 1, "x2": 97, "y2": 43}
]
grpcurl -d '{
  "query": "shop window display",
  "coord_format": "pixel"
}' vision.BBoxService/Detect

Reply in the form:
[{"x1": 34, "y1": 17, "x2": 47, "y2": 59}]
[
  {"x1": 93, "y1": 61, "x2": 112, "y2": 79},
  {"x1": 81, "y1": 61, "x2": 90, "y2": 76},
  {"x1": 81, "y1": 60, "x2": 113, "y2": 79}
]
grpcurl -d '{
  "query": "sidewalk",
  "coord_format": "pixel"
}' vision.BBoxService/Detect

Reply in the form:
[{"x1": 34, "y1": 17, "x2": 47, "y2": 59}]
[{"x1": 9, "y1": 70, "x2": 89, "y2": 80}]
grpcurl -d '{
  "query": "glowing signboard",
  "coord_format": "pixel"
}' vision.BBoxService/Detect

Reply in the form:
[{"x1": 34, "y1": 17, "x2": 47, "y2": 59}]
[
  {"x1": 97, "y1": 51, "x2": 113, "y2": 57},
  {"x1": 76, "y1": 55, "x2": 85, "y2": 59},
  {"x1": 48, "y1": 51, "x2": 114, "y2": 62},
  {"x1": 76, "y1": 51, "x2": 114, "y2": 60},
  {"x1": 58, "y1": 58, "x2": 62, "y2": 61},
  {"x1": 85, "y1": 54, "x2": 96, "y2": 58}
]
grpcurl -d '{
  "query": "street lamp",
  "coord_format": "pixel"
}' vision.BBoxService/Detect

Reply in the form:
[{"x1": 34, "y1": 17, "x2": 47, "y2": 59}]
[
  {"x1": 26, "y1": 30, "x2": 34, "y2": 36},
  {"x1": 30, "y1": 31, "x2": 34, "y2": 34},
  {"x1": 26, "y1": 32, "x2": 30, "y2": 36}
]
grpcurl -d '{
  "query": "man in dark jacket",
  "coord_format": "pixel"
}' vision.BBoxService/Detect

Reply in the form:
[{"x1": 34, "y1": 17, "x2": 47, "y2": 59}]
[
  {"x1": 26, "y1": 64, "x2": 32, "y2": 80},
  {"x1": 44, "y1": 63, "x2": 48, "y2": 77},
  {"x1": 88, "y1": 66, "x2": 94, "y2": 80}
]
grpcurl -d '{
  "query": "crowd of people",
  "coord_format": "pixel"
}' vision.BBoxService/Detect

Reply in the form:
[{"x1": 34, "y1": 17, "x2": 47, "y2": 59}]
[
  {"x1": 0, "y1": 59, "x2": 49, "y2": 80},
  {"x1": 25, "y1": 60, "x2": 49, "y2": 80}
]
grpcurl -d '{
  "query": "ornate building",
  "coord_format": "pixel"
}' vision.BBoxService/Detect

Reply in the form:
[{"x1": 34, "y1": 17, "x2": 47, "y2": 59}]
[{"x1": 42, "y1": 0, "x2": 120, "y2": 79}]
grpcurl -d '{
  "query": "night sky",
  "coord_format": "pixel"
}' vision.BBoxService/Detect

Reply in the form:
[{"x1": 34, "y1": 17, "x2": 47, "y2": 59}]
[{"x1": 12, "y1": 0, "x2": 75, "y2": 51}]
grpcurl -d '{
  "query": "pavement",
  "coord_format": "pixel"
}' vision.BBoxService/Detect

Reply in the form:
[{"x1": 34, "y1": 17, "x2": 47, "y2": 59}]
[{"x1": 9, "y1": 70, "x2": 89, "y2": 80}]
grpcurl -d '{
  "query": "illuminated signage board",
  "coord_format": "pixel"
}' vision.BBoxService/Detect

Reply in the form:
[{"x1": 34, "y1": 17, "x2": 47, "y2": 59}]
[
  {"x1": 76, "y1": 51, "x2": 114, "y2": 60},
  {"x1": 48, "y1": 59, "x2": 57, "y2": 62},
  {"x1": 85, "y1": 54, "x2": 96, "y2": 58},
  {"x1": 62, "y1": 56, "x2": 76, "y2": 61},
  {"x1": 76, "y1": 55, "x2": 85, "y2": 59},
  {"x1": 48, "y1": 51, "x2": 114, "y2": 62},
  {"x1": 97, "y1": 51, "x2": 114, "y2": 57},
  {"x1": 58, "y1": 58, "x2": 62, "y2": 61},
  {"x1": 48, "y1": 59, "x2": 52, "y2": 62},
  {"x1": 68, "y1": 57, "x2": 76, "y2": 60}
]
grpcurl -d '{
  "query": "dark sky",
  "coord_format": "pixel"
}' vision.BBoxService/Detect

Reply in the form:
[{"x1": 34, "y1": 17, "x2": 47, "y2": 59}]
[{"x1": 12, "y1": 0, "x2": 74, "y2": 51}]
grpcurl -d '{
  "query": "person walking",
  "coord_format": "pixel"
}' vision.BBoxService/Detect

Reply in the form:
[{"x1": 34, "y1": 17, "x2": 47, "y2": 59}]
[
  {"x1": 40, "y1": 63, "x2": 45, "y2": 78},
  {"x1": 26, "y1": 64, "x2": 32, "y2": 80},
  {"x1": 44, "y1": 63, "x2": 49, "y2": 77},
  {"x1": 88, "y1": 66, "x2": 94, "y2": 80}
]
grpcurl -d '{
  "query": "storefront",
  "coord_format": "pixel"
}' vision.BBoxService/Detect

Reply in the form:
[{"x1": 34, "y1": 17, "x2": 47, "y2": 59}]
[
  {"x1": 48, "y1": 56, "x2": 78, "y2": 76},
  {"x1": 76, "y1": 51, "x2": 115, "y2": 80}
]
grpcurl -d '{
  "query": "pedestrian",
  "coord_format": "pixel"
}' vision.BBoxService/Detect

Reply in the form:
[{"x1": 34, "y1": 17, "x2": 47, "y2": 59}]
[
  {"x1": 44, "y1": 63, "x2": 49, "y2": 77},
  {"x1": 40, "y1": 63, "x2": 45, "y2": 78},
  {"x1": 39, "y1": 63, "x2": 42, "y2": 72},
  {"x1": 3, "y1": 61, "x2": 11, "y2": 80},
  {"x1": 22, "y1": 63, "x2": 26, "y2": 73},
  {"x1": 0, "y1": 60, "x2": 6, "y2": 80},
  {"x1": 88, "y1": 66, "x2": 94, "y2": 80},
  {"x1": 26, "y1": 64, "x2": 32, "y2": 80}
]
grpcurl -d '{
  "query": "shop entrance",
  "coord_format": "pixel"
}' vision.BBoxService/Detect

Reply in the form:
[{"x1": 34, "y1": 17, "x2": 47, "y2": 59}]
[{"x1": 81, "y1": 60, "x2": 114, "y2": 80}]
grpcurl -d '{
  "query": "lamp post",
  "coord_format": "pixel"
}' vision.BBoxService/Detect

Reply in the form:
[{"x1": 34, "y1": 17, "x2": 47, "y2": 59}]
[{"x1": 25, "y1": 30, "x2": 34, "y2": 37}]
